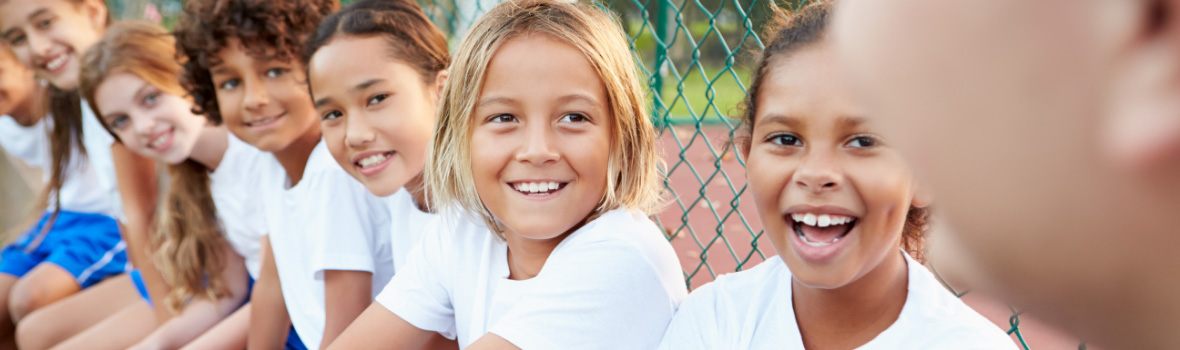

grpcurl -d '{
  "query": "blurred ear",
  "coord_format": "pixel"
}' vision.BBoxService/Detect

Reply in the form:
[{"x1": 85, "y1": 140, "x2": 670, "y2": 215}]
[
  {"x1": 432, "y1": 70, "x2": 449, "y2": 100},
  {"x1": 910, "y1": 179, "x2": 933, "y2": 209},
  {"x1": 80, "y1": 0, "x2": 108, "y2": 30},
  {"x1": 1104, "y1": 0, "x2": 1180, "y2": 172}
]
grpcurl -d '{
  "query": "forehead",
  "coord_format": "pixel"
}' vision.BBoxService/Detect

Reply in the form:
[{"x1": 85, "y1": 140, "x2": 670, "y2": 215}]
[
  {"x1": 212, "y1": 39, "x2": 294, "y2": 71},
  {"x1": 0, "y1": 0, "x2": 70, "y2": 29},
  {"x1": 309, "y1": 36, "x2": 421, "y2": 89},
  {"x1": 756, "y1": 45, "x2": 864, "y2": 126},
  {"x1": 481, "y1": 34, "x2": 604, "y2": 100},
  {"x1": 94, "y1": 72, "x2": 147, "y2": 107}
]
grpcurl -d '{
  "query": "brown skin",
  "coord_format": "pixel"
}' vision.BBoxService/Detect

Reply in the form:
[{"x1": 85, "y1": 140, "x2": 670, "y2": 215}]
[
  {"x1": 0, "y1": 49, "x2": 41, "y2": 125},
  {"x1": 834, "y1": 0, "x2": 1180, "y2": 348},
  {"x1": 743, "y1": 43, "x2": 929, "y2": 349}
]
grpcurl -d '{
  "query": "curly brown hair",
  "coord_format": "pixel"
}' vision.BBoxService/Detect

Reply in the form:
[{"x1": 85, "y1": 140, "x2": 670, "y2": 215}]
[
  {"x1": 740, "y1": 1, "x2": 930, "y2": 262},
  {"x1": 173, "y1": 0, "x2": 338, "y2": 125}
]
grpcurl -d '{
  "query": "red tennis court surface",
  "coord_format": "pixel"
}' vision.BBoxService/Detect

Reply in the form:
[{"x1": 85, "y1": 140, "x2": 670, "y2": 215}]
[{"x1": 656, "y1": 125, "x2": 1087, "y2": 349}]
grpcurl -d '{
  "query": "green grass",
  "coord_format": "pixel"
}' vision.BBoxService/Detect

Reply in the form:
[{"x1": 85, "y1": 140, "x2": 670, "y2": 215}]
[{"x1": 654, "y1": 66, "x2": 750, "y2": 125}]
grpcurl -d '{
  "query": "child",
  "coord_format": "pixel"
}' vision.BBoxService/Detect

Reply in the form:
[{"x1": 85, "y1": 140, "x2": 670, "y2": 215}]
[
  {"x1": 303, "y1": 0, "x2": 450, "y2": 322},
  {"x1": 833, "y1": 0, "x2": 1180, "y2": 348},
  {"x1": 0, "y1": 0, "x2": 152, "y2": 346},
  {"x1": 18, "y1": 21, "x2": 266, "y2": 349},
  {"x1": 175, "y1": 0, "x2": 392, "y2": 348},
  {"x1": 658, "y1": 3, "x2": 1013, "y2": 349},
  {"x1": 329, "y1": 1, "x2": 687, "y2": 349}
]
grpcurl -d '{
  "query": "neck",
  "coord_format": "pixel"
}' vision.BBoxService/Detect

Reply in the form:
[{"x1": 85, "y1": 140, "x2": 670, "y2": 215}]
[
  {"x1": 273, "y1": 124, "x2": 322, "y2": 186},
  {"x1": 503, "y1": 231, "x2": 568, "y2": 280},
  {"x1": 793, "y1": 251, "x2": 909, "y2": 349},
  {"x1": 405, "y1": 173, "x2": 430, "y2": 212},
  {"x1": 189, "y1": 125, "x2": 228, "y2": 170},
  {"x1": 9, "y1": 86, "x2": 46, "y2": 126}
]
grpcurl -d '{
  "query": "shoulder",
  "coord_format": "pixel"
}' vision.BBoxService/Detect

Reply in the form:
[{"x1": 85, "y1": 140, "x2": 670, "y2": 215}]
[
  {"x1": 686, "y1": 256, "x2": 788, "y2": 315},
  {"x1": 900, "y1": 257, "x2": 1016, "y2": 348},
  {"x1": 551, "y1": 209, "x2": 681, "y2": 282}
]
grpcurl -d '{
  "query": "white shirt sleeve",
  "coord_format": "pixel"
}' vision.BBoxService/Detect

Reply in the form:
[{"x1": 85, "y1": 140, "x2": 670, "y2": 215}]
[
  {"x1": 376, "y1": 218, "x2": 457, "y2": 339},
  {"x1": 657, "y1": 283, "x2": 719, "y2": 350},
  {"x1": 307, "y1": 169, "x2": 388, "y2": 278},
  {"x1": 488, "y1": 240, "x2": 679, "y2": 350}
]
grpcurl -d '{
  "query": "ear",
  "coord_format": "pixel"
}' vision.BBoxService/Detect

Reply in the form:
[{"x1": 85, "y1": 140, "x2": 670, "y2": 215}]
[
  {"x1": 1104, "y1": 0, "x2": 1180, "y2": 172},
  {"x1": 910, "y1": 180, "x2": 933, "y2": 209},
  {"x1": 432, "y1": 70, "x2": 450, "y2": 99},
  {"x1": 81, "y1": 0, "x2": 109, "y2": 30}
]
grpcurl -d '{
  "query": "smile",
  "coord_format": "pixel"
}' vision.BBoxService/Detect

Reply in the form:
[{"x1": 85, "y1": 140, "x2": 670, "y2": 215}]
[
  {"x1": 509, "y1": 181, "x2": 568, "y2": 195},
  {"x1": 790, "y1": 213, "x2": 857, "y2": 247},
  {"x1": 352, "y1": 151, "x2": 396, "y2": 176},
  {"x1": 244, "y1": 112, "x2": 285, "y2": 128}
]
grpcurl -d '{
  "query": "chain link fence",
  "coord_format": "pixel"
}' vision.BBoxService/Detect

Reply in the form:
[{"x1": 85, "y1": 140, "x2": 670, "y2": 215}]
[{"x1": 105, "y1": 0, "x2": 1073, "y2": 348}]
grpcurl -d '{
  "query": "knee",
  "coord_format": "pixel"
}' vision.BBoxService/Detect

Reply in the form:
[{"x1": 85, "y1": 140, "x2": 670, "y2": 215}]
[
  {"x1": 8, "y1": 282, "x2": 55, "y2": 322},
  {"x1": 15, "y1": 311, "x2": 55, "y2": 350}
]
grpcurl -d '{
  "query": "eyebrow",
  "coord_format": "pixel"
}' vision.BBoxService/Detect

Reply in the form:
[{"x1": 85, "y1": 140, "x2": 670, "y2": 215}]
[
  {"x1": 313, "y1": 78, "x2": 388, "y2": 108},
  {"x1": 758, "y1": 114, "x2": 804, "y2": 129},
  {"x1": 556, "y1": 93, "x2": 600, "y2": 106},
  {"x1": 477, "y1": 96, "x2": 516, "y2": 108},
  {"x1": 836, "y1": 115, "x2": 867, "y2": 128},
  {"x1": 3, "y1": 8, "x2": 49, "y2": 38}
]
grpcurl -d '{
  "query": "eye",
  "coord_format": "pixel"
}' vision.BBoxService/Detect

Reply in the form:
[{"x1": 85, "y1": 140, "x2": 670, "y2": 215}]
[
  {"x1": 7, "y1": 33, "x2": 27, "y2": 46},
  {"x1": 321, "y1": 110, "x2": 343, "y2": 121},
  {"x1": 35, "y1": 18, "x2": 53, "y2": 30},
  {"x1": 265, "y1": 68, "x2": 286, "y2": 79},
  {"x1": 108, "y1": 115, "x2": 129, "y2": 130},
  {"x1": 558, "y1": 113, "x2": 590, "y2": 123},
  {"x1": 142, "y1": 91, "x2": 160, "y2": 107},
  {"x1": 366, "y1": 93, "x2": 389, "y2": 107},
  {"x1": 845, "y1": 135, "x2": 879, "y2": 148},
  {"x1": 488, "y1": 114, "x2": 517, "y2": 123},
  {"x1": 767, "y1": 132, "x2": 803, "y2": 147},
  {"x1": 218, "y1": 78, "x2": 240, "y2": 91}
]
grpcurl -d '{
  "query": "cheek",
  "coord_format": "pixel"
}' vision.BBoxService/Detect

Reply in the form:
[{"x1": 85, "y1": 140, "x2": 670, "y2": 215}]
[
  {"x1": 215, "y1": 91, "x2": 242, "y2": 124},
  {"x1": 746, "y1": 151, "x2": 791, "y2": 207}
]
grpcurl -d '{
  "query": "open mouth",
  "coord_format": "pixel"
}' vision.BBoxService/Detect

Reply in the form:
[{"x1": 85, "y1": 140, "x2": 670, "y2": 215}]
[
  {"x1": 42, "y1": 52, "x2": 71, "y2": 75},
  {"x1": 353, "y1": 151, "x2": 396, "y2": 176},
  {"x1": 509, "y1": 181, "x2": 569, "y2": 196},
  {"x1": 790, "y1": 213, "x2": 858, "y2": 248},
  {"x1": 147, "y1": 128, "x2": 174, "y2": 152}
]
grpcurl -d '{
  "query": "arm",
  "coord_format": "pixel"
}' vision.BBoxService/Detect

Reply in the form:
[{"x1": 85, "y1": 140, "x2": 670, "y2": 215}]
[
  {"x1": 468, "y1": 334, "x2": 520, "y2": 350},
  {"x1": 328, "y1": 304, "x2": 456, "y2": 350},
  {"x1": 248, "y1": 236, "x2": 290, "y2": 350},
  {"x1": 111, "y1": 143, "x2": 169, "y2": 321},
  {"x1": 320, "y1": 270, "x2": 373, "y2": 349},
  {"x1": 131, "y1": 243, "x2": 250, "y2": 350}
]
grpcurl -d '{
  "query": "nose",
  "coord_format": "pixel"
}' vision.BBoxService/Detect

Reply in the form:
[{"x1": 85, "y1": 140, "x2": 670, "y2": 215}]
[
  {"x1": 242, "y1": 78, "x2": 269, "y2": 112},
  {"x1": 514, "y1": 118, "x2": 559, "y2": 165},
  {"x1": 344, "y1": 111, "x2": 375, "y2": 148},
  {"x1": 132, "y1": 114, "x2": 155, "y2": 138},
  {"x1": 793, "y1": 150, "x2": 843, "y2": 193}
]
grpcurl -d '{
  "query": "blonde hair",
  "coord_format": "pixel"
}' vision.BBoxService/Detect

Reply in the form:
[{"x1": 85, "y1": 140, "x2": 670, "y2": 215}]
[
  {"x1": 426, "y1": 0, "x2": 662, "y2": 234},
  {"x1": 78, "y1": 21, "x2": 230, "y2": 314}
]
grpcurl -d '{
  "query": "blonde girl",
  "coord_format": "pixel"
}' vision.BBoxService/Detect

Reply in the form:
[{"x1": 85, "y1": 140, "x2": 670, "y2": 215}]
[{"x1": 331, "y1": 1, "x2": 687, "y2": 349}]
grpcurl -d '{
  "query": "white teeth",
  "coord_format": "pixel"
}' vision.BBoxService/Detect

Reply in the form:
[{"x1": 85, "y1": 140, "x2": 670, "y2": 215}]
[
  {"x1": 358, "y1": 153, "x2": 391, "y2": 168},
  {"x1": 514, "y1": 181, "x2": 563, "y2": 194},
  {"x1": 45, "y1": 55, "x2": 68, "y2": 71},
  {"x1": 803, "y1": 213, "x2": 817, "y2": 226},
  {"x1": 817, "y1": 215, "x2": 831, "y2": 227},
  {"x1": 800, "y1": 233, "x2": 841, "y2": 247},
  {"x1": 791, "y1": 212, "x2": 855, "y2": 227}
]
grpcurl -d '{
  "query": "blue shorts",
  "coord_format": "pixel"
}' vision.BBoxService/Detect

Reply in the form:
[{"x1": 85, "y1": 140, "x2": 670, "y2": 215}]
[
  {"x1": 0, "y1": 211, "x2": 127, "y2": 288},
  {"x1": 130, "y1": 271, "x2": 305, "y2": 349}
]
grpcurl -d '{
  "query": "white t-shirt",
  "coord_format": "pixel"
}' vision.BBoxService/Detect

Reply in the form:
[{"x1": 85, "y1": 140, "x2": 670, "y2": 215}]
[
  {"x1": 382, "y1": 188, "x2": 435, "y2": 272},
  {"x1": 658, "y1": 253, "x2": 1016, "y2": 349},
  {"x1": 79, "y1": 102, "x2": 121, "y2": 217},
  {"x1": 378, "y1": 208, "x2": 688, "y2": 350},
  {"x1": 208, "y1": 134, "x2": 275, "y2": 278},
  {"x1": 262, "y1": 141, "x2": 392, "y2": 349},
  {"x1": 0, "y1": 111, "x2": 119, "y2": 217}
]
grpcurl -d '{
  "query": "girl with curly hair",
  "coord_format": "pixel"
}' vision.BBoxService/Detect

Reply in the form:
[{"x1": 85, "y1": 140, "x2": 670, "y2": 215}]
[{"x1": 658, "y1": 3, "x2": 1013, "y2": 349}]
